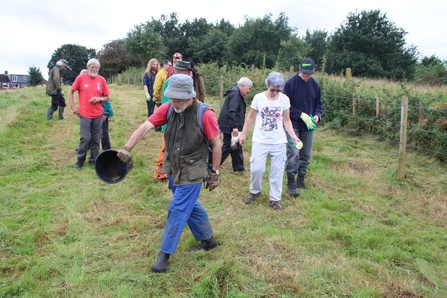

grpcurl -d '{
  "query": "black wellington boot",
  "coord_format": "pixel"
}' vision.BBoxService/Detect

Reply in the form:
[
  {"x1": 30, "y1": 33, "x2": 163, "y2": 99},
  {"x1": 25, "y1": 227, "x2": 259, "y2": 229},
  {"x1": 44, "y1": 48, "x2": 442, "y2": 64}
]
[
  {"x1": 190, "y1": 236, "x2": 219, "y2": 251},
  {"x1": 46, "y1": 108, "x2": 55, "y2": 120},
  {"x1": 58, "y1": 106, "x2": 66, "y2": 120},
  {"x1": 297, "y1": 175, "x2": 307, "y2": 189},
  {"x1": 151, "y1": 251, "x2": 170, "y2": 273}
]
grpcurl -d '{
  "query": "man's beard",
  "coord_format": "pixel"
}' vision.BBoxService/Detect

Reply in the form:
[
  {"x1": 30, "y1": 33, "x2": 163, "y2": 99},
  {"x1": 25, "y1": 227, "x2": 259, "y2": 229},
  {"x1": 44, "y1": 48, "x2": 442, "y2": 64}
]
[
  {"x1": 173, "y1": 101, "x2": 190, "y2": 113},
  {"x1": 89, "y1": 71, "x2": 98, "y2": 77}
]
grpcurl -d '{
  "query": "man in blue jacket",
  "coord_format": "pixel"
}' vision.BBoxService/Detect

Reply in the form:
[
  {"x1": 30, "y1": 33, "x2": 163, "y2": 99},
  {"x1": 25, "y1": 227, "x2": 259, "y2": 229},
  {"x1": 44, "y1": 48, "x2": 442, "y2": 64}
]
[{"x1": 283, "y1": 58, "x2": 323, "y2": 196}]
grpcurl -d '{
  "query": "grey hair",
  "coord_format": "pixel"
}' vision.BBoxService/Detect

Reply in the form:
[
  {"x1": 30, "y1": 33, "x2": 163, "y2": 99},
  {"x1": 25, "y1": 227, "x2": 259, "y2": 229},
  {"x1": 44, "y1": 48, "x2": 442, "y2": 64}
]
[
  {"x1": 87, "y1": 58, "x2": 100, "y2": 68},
  {"x1": 237, "y1": 77, "x2": 253, "y2": 88},
  {"x1": 265, "y1": 72, "x2": 285, "y2": 88}
]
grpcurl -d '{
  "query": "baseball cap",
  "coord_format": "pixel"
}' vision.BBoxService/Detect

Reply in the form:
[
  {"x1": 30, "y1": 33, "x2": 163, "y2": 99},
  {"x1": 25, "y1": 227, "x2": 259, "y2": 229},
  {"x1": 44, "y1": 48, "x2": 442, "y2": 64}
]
[
  {"x1": 164, "y1": 74, "x2": 196, "y2": 100},
  {"x1": 173, "y1": 52, "x2": 182, "y2": 59},
  {"x1": 299, "y1": 58, "x2": 315, "y2": 74},
  {"x1": 174, "y1": 61, "x2": 192, "y2": 70}
]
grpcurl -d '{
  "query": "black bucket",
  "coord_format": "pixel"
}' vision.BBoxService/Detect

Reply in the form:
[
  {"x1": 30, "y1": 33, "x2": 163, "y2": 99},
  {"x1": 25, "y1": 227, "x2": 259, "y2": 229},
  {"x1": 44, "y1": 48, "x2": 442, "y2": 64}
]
[{"x1": 95, "y1": 149, "x2": 132, "y2": 184}]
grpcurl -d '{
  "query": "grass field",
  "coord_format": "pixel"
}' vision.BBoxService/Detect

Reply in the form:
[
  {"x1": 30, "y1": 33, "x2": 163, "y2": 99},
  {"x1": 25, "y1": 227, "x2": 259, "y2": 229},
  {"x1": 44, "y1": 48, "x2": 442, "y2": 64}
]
[{"x1": 1, "y1": 84, "x2": 446, "y2": 297}]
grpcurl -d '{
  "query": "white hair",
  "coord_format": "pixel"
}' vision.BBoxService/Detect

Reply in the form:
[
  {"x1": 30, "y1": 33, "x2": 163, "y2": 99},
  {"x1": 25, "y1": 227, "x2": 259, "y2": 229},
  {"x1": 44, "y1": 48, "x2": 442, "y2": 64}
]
[
  {"x1": 87, "y1": 58, "x2": 100, "y2": 68},
  {"x1": 237, "y1": 77, "x2": 253, "y2": 87}
]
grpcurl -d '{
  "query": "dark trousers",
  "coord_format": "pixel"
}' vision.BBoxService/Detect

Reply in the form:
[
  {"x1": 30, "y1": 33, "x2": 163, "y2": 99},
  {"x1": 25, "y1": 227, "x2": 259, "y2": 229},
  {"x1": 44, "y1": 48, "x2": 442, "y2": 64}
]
[
  {"x1": 78, "y1": 116, "x2": 102, "y2": 164},
  {"x1": 220, "y1": 132, "x2": 244, "y2": 171},
  {"x1": 50, "y1": 93, "x2": 66, "y2": 110},
  {"x1": 146, "y1": 99, "x2": 155, "y2": 118},
  {"x1": 101, "y1": 117, "x2": 111, "y2": 150}
]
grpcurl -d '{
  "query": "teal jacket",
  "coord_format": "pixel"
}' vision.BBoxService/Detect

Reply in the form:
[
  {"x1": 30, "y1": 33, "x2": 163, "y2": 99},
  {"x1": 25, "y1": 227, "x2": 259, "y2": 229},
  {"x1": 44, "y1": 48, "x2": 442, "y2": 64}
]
[{"x1": 102, "y1": 100, "x2": 114, "y2": 118}]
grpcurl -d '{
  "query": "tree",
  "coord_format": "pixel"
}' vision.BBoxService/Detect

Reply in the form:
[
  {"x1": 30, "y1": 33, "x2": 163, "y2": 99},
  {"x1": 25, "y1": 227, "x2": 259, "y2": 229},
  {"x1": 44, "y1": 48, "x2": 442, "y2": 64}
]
[
  {"x1": 189, "y1": 29, "x2": 229, "y2": 66},
  {"x1": 124, "y1": 22, "x2": 166, "y2": 65},
  {"x1": 275, "y1": 35, "x2": 311, "y2": 71},
  {"x1": 47, "y1": 44, "x2": 96, "y2": 84},
  {"x1": 97, "y1": 39, "x2": 140, "y2": 78},
  {"x1": 148, "y1": 13, "x2": 185, "y2": 59},
  {"x1": 325, "y1": 10, "x2": 418, "y2": 80},
  {"x1": 226, "y1": 13, "x2": 292, "y2": 68},
  {"x1": 28, "y1": 66, "x2": 43, "y2": 86},
  {"x1": 304, "y1": 29, "x2": 328, "y2": 71},
  {"x1": 415, "y1": 55, "x2": 447, "y2": 85}
]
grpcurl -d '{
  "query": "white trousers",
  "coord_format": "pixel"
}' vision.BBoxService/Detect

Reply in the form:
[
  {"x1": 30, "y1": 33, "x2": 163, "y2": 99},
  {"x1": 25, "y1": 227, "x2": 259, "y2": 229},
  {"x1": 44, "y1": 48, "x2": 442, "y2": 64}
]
[{"x1": 249, "y1": 142, "x2": 287, "y2": 201}]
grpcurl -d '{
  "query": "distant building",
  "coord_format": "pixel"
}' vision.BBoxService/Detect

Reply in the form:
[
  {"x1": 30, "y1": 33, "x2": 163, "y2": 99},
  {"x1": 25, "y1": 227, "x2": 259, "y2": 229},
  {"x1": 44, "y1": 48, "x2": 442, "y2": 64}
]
[{"x1": 1, "y1": 71, "x2": 29, "y2": 90}]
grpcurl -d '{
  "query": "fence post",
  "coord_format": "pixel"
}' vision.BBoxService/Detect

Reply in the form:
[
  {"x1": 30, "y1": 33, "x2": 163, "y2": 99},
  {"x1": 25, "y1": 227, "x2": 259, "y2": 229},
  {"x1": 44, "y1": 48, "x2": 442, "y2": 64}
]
[
  {"x1": 219, "y1": 75, "x2": 224, "y2": 104},
  {"x1": 353, "y1": 97, "x2": 357, "y2": 115},
  {"x1": 398, "y1": 95, "x2": 409, "y2": 179},
  {"x1": 376, "y1": 96, "x2": 380, "y2": 118},
  {"x1": 418, "y1": 102, "x2": 423, "y2": 124}
]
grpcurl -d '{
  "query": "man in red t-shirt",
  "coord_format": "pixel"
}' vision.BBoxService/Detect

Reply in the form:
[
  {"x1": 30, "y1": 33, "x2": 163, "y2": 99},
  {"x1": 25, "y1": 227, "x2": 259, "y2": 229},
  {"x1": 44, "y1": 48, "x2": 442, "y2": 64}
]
[{"x1": 68, "y1": 58, "x2": 110, "y2": 168}]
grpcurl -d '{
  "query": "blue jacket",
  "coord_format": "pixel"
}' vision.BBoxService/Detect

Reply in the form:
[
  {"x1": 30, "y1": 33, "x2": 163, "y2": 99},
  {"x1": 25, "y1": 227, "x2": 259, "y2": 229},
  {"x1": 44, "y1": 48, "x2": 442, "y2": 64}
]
[
  {"x1": 283, "y1": 74, "x2": 323, "y2": 131},
  {"x1": 102, "y1": 100, "x2": 114, "y2": 118}
]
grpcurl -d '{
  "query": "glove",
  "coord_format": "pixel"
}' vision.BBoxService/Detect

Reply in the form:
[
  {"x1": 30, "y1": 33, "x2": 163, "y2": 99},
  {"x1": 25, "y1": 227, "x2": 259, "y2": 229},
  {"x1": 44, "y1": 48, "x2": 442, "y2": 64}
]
[
  {"x1": 230, "y1": 132, "x2": 241, "y2": 150},
  {"x1": 145, "y1": 93, "x2": 150, "y2": 100},
  {"x1": 60, "y1": 91, "x2": 65, "y2": 96},
  {"x1": 309, "y1": 114, "x2": 317, "y2": 123},
  {"x1": 300, "y1": 113, "x2": 316, "y2": 130},
  {"x1": 117, "y1": 146, "x2": 132, "y2": 163},
  {"x1": 289, "y1": 138, "x2": 303, "y2": 149},
  {"x1": 204, "y1": 174, "x2": 220, "y2": 191}
]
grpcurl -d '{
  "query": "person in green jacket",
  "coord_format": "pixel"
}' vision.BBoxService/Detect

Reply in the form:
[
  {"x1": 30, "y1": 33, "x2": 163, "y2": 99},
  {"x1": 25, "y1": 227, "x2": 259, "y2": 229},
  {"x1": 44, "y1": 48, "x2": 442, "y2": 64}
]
[{"x1": 46, "y1": 59, "x2": 69, "y2": 120}]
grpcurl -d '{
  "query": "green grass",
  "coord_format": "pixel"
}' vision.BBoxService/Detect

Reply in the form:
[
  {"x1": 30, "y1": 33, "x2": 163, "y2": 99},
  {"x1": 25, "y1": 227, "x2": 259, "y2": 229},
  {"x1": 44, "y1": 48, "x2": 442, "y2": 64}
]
[{"x1": 1, "y1": 85, "x2": 446, "y2": 297}]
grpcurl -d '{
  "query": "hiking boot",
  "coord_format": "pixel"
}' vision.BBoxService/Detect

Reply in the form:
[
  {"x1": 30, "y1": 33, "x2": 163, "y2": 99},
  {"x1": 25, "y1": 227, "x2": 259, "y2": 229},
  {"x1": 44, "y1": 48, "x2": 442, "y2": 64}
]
[
  {"x1": 287, "y1": 180, "x2": 299, "y2": 197},
  {"x1": 269, "y1": 201, "x2": 284, "y2": 210},
  {"x1": 75, "y1": 160, "x2": 84, "y2": 169},
  {"x1": 245, "y1": 192, "x2": 260, "y2": 204},
  {"x1": 297, "y1": 176, "x2": 307, "y2": 189},
  {"x1": 190, "y1": 236, "x2": 219, "y2": 251}
]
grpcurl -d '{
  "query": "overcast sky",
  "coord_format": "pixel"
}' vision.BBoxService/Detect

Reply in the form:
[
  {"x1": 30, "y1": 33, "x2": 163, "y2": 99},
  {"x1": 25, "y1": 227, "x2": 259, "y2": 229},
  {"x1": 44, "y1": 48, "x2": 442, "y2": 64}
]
[{"x1": 1, "y1": 0, "x2": 446, "y2": 79}]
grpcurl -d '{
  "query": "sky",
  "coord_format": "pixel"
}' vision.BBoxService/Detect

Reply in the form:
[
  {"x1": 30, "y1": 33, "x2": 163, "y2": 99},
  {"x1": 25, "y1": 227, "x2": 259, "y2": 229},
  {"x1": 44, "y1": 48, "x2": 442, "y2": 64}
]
[{"x1": 1, "y1": 0, "x2": 446, "y2": 80}]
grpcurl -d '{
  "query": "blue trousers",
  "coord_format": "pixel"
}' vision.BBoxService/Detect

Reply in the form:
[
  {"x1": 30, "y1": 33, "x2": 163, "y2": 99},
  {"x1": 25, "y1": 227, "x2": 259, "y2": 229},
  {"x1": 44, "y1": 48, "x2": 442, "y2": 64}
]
[
  {"x1": 160, "y1": 178, "x2": 214, "y2": 255},
  {"x1": 285, "y1": 129, "x2": 314, "y2": 179}
]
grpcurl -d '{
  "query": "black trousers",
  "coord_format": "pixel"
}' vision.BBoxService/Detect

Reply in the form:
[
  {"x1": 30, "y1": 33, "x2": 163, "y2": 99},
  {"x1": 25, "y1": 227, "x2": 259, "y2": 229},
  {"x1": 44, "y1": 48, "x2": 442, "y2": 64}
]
[{"x1": 220, "y1": 132, "x2": 245, "y2": 171}]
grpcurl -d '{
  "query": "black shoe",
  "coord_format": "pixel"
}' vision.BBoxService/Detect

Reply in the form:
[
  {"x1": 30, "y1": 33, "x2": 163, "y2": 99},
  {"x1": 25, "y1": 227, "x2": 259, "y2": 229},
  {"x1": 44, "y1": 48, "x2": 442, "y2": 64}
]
[
  {"x1": 287, "y1": 181, "x2": 299, "y2": 197},
  {"x1": 190, "y1": 236, "x2": 219, "y2": 251},
  {"x1": 75, "y1": 148, "x2": 79, "y2": 153},
  {"x1": 75, "y1": 161, "x2": 83, "y2": 169},
  {"x1": 297, "y1": 176, "x2": 307, "y2": 189},
  {"x1": 88, "y1": 161, "x2": 95, "y2": 166},
  {"x1": 151, "y1": 252, "x2": 170, "y2": 273}
]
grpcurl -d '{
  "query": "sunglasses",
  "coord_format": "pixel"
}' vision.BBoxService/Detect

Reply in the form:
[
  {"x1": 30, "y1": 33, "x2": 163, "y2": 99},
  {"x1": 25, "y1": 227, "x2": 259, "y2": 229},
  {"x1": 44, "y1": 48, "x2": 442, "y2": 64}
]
[{"x1": 269, "y1": 88, "x2": 282, "y2": 93}]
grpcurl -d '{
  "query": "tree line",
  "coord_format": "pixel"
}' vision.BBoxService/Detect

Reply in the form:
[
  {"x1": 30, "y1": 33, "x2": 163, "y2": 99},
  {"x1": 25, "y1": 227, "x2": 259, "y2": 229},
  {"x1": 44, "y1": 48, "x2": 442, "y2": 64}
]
[{"x1": 30, "y1": 10, "x2": 447, "y2": 86}]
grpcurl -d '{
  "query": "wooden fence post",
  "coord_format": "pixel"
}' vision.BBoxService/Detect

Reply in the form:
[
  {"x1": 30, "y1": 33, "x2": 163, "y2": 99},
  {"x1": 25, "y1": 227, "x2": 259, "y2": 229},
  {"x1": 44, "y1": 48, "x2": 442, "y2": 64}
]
[
  {"x1": 219, "y1": 75, "x2": 224, "y2": 106},
  {"x1": 376, "y1": 96, "x2": 380, "y2": 118},
  {"x1": 398, "y1": 95, "x2": 409, "y2": 179}
]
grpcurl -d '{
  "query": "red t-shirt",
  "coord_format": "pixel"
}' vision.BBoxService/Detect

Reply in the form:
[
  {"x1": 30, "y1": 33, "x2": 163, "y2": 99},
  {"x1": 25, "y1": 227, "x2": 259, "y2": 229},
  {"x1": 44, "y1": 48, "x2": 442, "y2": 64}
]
[
  {"x1": 148, "y1": 102, "x2": 219, "y2": 140},
  {"x1": 71, "y1": 73, "x2": 110, "y2": 118}
]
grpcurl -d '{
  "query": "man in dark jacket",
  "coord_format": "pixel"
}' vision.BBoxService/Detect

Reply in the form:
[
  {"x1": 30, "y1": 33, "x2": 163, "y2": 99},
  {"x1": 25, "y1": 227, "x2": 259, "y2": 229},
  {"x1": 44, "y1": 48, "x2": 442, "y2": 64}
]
[
  {"x1": 283, "y1": 58, "x2": 323, "y2": 196},
  {"x1": 46, "y1": 59, "x2": 69, "y2": 120},
  {"x1": 218, "y1": 77, "x2": 252, "y2": 171}
]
